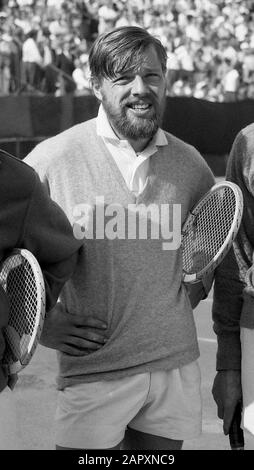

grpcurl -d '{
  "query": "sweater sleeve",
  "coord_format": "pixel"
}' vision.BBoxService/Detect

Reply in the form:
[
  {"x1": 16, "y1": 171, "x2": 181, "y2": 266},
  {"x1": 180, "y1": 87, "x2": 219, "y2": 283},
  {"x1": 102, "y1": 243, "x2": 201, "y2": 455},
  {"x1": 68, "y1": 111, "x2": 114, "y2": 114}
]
[
  {"x1": 19, "y1": 172, "x2": 82, "y2": 312},
  {"x1": 212, "y1": 125, "x2": 254, "y2": 370}
]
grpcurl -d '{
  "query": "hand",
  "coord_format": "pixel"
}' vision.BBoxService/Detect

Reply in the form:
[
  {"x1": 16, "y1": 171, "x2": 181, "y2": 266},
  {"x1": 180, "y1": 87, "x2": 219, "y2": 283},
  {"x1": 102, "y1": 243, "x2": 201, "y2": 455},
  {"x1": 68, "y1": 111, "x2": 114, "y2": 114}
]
[
  {"x1": 40, "y1": 304, "x2": 108, "y2": 356},
  {"x1": 212, "y1": 370, "x2": 242, "y2": 435},
  {"x1": 184, "y1": 271, "x2": 214, "y2": 309},
  {"x1": 184, "y1": 280, "x2": 206, "y2": 309}
]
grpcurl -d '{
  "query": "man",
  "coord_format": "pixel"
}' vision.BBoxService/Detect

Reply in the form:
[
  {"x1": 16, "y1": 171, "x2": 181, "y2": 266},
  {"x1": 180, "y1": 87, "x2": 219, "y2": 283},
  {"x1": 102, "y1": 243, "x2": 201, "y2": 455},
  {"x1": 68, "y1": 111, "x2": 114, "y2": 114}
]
[
  {"x1": 25, "y1": 26, "x2": 215, "y2": 450},
  {"x1": 0, "y1": 148, "x2": 85, "y2": 449},
  {"x1": 22, "y1": 29, "x2": 43, "y2": 92},
  {"x1": 212, "y1": 124, "x2": 254, "y2": 444}
]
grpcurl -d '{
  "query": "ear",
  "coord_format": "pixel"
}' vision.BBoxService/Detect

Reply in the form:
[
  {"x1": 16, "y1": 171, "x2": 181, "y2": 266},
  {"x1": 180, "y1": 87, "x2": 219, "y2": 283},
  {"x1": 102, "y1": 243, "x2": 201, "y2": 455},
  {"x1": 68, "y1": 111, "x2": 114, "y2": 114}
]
[{"x1": 91, "y1": 78, "x2": 103, "y2": 101}]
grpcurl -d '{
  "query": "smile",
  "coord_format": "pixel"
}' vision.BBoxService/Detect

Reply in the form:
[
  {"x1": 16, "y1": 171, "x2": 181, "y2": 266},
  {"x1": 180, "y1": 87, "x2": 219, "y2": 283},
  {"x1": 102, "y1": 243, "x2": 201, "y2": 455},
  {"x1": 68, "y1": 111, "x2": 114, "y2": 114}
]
[
  {"x1": 126, "y1": 102, "x2": 153, "y2": 116},
  {"x1": 130, "y1": 103, "x2": 151, "y2": 110},
  {"x1": 128, "y1": 103, "x2": 151, "y2": 110}
]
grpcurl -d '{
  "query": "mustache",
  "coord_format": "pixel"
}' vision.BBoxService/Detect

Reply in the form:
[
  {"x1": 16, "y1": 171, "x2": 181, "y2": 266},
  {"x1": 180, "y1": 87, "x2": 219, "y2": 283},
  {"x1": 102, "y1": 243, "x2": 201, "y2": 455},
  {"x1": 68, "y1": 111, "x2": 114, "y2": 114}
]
[{"x1": 121, "y1": 95, "x2": 158, "y2": 107}]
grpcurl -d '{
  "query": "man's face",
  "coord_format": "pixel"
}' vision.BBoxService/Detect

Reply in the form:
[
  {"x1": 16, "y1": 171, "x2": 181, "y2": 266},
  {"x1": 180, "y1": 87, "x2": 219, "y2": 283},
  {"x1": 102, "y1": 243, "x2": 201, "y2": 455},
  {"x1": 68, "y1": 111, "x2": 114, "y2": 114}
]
[{"x1": 93, "y1": 45, "x2": 167, "y2": 142}]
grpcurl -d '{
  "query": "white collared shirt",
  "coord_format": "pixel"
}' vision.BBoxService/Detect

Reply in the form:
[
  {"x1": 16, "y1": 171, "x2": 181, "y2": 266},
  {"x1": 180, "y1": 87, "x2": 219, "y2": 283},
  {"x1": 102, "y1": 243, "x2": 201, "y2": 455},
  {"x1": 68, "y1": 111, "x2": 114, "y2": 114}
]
[{"x1": 96, "y1": 105, "x2": 168, "y2": 196}]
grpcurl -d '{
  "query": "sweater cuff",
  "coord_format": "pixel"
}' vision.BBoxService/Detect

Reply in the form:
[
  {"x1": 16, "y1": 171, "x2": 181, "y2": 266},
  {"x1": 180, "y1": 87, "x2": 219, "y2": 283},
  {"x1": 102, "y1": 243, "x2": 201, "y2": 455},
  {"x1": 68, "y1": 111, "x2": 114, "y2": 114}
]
[
  {"x1": 216, "y1": 331, "x2": 241, "y2": 370},
  {"x1": 240, "y1": 289, "x2": 254, "y2": 329}
]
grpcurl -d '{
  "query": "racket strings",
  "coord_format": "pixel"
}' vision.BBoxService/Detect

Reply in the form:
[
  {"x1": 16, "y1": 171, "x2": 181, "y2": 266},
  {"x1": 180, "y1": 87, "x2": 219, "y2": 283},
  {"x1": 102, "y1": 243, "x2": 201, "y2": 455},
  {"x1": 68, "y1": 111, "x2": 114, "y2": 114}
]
[
  {"x1": 182, "y1": 187, "x2": 237, "y2": 274},
  {"x1": 2, "y1": 256, "x2": 38, "y2": 364}
]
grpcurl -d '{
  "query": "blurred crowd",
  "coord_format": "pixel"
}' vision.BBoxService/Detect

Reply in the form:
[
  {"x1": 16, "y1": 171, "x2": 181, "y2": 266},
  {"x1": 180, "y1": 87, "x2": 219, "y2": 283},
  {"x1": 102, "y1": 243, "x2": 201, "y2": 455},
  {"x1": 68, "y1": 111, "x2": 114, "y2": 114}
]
[{"x1": 1, "y1": 0, "x2": 254, "y2": 101}]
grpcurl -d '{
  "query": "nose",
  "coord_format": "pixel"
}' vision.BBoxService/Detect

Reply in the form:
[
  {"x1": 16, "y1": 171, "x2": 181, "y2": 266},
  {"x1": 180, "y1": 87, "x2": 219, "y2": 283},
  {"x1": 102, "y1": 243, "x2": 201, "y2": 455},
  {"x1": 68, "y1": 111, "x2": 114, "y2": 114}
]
[{"x1": 131, "y1": 75, "x2": 147, "y2": 95}]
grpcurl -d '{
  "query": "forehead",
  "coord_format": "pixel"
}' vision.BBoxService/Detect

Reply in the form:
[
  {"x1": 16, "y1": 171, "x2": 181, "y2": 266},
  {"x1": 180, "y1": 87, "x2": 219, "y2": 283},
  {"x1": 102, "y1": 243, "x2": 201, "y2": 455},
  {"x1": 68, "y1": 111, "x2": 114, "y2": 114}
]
[{"x1": 116, "y1": 44, "x2": 164, "y2": 75}]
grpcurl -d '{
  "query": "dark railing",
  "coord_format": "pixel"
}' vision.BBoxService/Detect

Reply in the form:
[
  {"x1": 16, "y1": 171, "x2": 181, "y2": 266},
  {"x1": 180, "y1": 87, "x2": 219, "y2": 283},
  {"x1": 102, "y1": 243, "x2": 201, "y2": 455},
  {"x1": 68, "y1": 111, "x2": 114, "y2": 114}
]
[{"x1": 1, "y1": 95, "x2": 254, "y2": 175}]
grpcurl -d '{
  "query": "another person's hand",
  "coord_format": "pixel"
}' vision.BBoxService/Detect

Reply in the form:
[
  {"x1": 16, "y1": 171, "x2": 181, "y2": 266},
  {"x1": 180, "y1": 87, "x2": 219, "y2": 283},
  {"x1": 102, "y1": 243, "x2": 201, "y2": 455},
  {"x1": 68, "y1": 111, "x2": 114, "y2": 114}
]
[
  {"x1": 184, "y1": 271, "x2": 214, "y2": 309},
  {"x1": 212, "y1": 370, "x2": 242, "y2": 435},
  {"x1": 184, "y1": 280, "x2": 206, "y2": 309},
  {"x1": 40, "y1": 304, "x2": 108, "y2": 355}
]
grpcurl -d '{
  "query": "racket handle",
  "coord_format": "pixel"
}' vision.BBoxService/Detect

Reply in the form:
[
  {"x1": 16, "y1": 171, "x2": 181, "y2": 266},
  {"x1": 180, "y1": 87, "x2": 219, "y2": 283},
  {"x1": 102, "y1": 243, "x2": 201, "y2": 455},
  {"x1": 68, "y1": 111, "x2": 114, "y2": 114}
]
[{"x1": 229, "y1": 401, "x2": 244, "y2": 450}]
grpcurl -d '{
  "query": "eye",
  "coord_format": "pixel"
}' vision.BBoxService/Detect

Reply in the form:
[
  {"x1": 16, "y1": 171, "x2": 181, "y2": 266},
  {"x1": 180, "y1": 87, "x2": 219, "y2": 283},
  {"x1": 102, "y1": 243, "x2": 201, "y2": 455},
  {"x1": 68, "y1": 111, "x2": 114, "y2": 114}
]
[
  {"x1": 113, "y1": 75, "x2": 133, "y2": 84},
  {"x1": 145, "y1": 73, "x2": 161, "y2": 83}
]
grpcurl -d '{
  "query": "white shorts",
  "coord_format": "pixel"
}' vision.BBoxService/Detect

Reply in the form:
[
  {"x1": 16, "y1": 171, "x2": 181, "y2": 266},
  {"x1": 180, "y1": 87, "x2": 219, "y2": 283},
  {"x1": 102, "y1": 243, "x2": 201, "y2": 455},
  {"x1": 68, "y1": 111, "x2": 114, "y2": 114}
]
[
  {"x1": 241, "y1": 327, "x2": 254, "y2": 436},
  {"x1": 55, "y1": 361, "x2": 202, "y2": 449},
  {"x1": 0, "y1": 387, "x2": 21, "y2": 450}
]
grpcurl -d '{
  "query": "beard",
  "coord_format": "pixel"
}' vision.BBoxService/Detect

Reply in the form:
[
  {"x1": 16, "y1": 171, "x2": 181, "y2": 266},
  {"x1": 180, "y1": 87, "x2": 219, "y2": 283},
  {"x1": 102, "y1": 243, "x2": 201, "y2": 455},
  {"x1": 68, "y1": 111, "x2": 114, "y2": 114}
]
[{"x1": 101, "y1": 92, "x2": 165, "y2": 141}]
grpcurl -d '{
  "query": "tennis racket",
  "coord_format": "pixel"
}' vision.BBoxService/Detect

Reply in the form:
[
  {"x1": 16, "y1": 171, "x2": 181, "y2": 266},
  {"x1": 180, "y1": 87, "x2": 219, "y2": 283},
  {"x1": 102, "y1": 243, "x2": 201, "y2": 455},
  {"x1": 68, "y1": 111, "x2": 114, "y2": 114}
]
[
  {"x1": 1, "y1": 249, "x2": 45, "y2": 375},
  {"x1": 182, "y1": 181, "x2": 243, "y2": 283}
]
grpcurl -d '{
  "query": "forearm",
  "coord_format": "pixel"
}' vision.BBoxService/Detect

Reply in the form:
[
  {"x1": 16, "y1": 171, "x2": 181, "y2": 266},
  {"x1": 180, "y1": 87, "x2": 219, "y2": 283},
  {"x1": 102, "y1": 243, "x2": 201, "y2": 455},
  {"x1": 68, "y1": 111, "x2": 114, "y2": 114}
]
[
  {"x1": 212, "y1": 248, "x2": 244, "y2": 370},
  {"x1": 41, "y1": 251, "x2": 80, "y2": 312}
]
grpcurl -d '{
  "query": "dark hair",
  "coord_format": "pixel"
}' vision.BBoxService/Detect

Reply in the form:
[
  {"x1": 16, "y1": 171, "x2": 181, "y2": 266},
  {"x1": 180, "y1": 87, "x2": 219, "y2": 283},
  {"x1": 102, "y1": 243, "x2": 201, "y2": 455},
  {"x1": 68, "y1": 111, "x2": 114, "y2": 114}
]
[
  {"x1": 89, "y1": 26, "x2": 167, "y2": 82},
  {"x1": 26, "y1": 29, "x2": 38, "y2": 39}
]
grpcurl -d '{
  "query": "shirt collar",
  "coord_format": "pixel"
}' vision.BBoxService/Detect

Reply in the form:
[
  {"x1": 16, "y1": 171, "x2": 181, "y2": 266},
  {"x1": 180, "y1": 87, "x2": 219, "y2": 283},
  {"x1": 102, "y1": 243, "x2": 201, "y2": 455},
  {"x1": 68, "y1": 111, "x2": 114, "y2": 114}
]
[{"x1": 96, "y1": 104, "x2": 168, "y2": 150}]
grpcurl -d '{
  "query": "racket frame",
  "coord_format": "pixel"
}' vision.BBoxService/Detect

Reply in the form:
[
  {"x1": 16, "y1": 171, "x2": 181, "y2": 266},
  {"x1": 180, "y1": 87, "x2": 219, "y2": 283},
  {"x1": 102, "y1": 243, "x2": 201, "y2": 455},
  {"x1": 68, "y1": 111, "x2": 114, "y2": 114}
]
[
  {"x1": 1, "y1": 248, "x2": 46, "y2": 374},
  {"x1": 182, "y1": 181, "x2": 243, "y2": 283}
]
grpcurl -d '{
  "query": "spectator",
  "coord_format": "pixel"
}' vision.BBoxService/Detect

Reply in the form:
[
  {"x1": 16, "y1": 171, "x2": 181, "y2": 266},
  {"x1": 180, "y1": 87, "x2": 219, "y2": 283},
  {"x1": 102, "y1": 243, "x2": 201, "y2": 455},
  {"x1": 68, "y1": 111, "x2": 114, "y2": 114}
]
[
  {"x1": 9, "y1": 24, "x2": 23, "y2": 93},
  {"x1": 72, "y1": 53, "x2": 91, "y2": 94},
  {"x1": 0, "y1": 25, "x2": 11, "y2": 94},
  {"x1": 246, "y1": 70, "x2": 254, "y2": 99},
  {"x1": 175, "y1": 37, "x2": 195, "y2": 86},
  {"x1": 0, "y1": 0, "x2": 254, "y2": 100},
  {"x1": 221, "y1": 58, "x2": 241, "y2": 102},
  {"x1": 76, "y1": 0, "x2": 98, "y2": 48},
  {"x1": 97, "y1": 0, "x2": 119, "y2": 34},
  {"x1": 54, "y1": 36, "x2": 76, "y2": 94},
  {"x1": 21, "y1": 28, "x2": 43, "y2": 92},
  {"x1": 38, "y1": 27, "x2": 57, "y2": 94},
  {"x1": 165, "y1": 42, "x2": 180, "y2": 93}
]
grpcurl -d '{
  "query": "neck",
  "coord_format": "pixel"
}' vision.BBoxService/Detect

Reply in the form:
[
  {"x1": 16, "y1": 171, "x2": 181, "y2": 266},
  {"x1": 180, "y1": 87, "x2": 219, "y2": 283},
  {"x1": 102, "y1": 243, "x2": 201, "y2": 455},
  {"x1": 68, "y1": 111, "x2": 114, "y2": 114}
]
[{"x1": 129, "y1": 137, "x2": 151, "y2": 154}]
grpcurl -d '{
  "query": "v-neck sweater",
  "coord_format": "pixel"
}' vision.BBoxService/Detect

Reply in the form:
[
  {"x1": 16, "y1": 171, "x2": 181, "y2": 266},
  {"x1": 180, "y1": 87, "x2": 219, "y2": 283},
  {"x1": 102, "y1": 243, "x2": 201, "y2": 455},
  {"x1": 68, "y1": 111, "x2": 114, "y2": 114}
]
[{"x1": 25, "y1": 118, "x2": 215, "y2": 390}]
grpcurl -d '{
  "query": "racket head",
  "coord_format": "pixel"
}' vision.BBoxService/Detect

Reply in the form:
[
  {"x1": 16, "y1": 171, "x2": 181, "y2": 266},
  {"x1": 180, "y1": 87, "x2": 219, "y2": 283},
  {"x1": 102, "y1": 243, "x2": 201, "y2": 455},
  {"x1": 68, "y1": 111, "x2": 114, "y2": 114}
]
[
  {"x1": 182, "y1": 181, "x2": 243, "y2": 283},
  {"x1": 1, "y1": 249, "x2": 45, "y2": 374}
]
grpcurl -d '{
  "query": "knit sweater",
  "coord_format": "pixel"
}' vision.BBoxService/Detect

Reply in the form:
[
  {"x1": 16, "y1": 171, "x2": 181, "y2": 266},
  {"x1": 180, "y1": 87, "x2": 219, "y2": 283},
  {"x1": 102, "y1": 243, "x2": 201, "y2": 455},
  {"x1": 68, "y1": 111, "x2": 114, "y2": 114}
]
[
  {"x1": 213, "y1": 123, "x2": 254, "y2": 370},
  {"x1": 25, "y1": 118, "x2": 215, "y2": 390}
]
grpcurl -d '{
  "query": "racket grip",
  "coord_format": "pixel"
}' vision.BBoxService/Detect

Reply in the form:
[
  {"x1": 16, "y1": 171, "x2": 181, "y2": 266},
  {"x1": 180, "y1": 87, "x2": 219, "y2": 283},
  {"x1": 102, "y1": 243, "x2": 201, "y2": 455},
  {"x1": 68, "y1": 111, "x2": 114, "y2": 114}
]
[{"x1": 229, "y1": 401, "x2": 244, "y2": 450}]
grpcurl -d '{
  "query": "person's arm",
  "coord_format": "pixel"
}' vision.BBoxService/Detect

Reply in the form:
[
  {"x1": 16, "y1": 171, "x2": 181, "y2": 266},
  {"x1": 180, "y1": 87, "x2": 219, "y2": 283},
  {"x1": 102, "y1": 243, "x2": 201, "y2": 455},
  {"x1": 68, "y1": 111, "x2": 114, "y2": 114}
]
[
  {"x1": 212, "y1": 247, "x2": 243, "y2": 434},
  {"x1": 212, "y1": 247, "x2": 244, "y2": 372},
  {"x1": 19, "y1": 172, "x2": 81, "y2": 312},
  {"x1": 21, "y1": 169, "x2": 108, "y2": 354}
]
